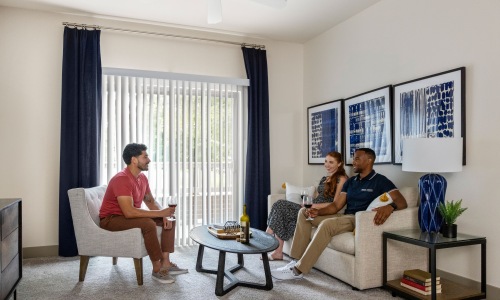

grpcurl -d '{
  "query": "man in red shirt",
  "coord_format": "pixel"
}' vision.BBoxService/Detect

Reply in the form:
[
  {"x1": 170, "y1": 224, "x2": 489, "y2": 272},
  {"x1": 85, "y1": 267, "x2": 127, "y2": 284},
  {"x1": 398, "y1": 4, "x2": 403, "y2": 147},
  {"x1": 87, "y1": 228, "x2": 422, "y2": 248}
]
[{"x1": 99, "y1": 143, "x2": 187, "y2": 284}]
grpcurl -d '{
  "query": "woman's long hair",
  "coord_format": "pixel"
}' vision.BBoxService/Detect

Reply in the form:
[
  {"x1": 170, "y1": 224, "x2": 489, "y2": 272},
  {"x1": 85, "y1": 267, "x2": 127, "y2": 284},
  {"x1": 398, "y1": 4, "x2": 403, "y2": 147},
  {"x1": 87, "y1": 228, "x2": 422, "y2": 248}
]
[{"x1": 323, "y1": 151, "x2": 347, "y2": 198}]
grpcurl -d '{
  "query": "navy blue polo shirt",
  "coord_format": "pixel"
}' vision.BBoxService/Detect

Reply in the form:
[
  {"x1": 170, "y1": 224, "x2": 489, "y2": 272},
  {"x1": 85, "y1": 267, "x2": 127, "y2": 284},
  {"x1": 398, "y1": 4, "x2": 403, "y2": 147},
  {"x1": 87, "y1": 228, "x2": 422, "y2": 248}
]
[{"x1": 341, "y1": 170, "x2": 397, "y2": 215}]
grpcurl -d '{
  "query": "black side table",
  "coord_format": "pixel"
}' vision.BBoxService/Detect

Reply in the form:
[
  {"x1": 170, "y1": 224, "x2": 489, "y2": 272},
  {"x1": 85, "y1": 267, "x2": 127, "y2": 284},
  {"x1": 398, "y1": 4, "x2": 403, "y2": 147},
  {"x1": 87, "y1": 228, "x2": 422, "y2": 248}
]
[{"x1": 383, "y1": 229, "x2": 486, "y2": 300}]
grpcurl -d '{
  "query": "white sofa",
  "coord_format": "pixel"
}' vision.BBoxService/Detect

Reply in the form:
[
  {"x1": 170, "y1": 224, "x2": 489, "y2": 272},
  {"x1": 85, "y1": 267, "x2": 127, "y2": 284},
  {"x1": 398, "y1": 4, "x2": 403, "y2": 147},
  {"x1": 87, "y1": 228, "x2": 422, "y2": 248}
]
[{"x1": 268, "y1": 186, "x2": 428, "y2": 290}]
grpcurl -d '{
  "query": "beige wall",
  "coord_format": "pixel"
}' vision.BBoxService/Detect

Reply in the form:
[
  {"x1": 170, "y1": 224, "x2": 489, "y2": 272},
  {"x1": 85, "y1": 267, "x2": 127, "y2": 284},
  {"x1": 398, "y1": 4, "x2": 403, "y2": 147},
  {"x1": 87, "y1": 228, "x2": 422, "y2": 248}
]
[
  {"x1": 0, "y1": 6, "x2": 303, "y2": 249},
  {"x1": 304, "y1": 0, "x2": 499, "y2": 288}
]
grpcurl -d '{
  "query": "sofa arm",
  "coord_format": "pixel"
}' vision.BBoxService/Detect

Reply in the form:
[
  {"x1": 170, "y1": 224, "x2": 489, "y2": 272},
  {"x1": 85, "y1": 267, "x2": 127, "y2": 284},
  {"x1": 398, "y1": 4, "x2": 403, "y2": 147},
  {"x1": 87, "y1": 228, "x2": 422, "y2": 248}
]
[{"x1": 353, "y1": 207, "x2": 427, "y2": 289}]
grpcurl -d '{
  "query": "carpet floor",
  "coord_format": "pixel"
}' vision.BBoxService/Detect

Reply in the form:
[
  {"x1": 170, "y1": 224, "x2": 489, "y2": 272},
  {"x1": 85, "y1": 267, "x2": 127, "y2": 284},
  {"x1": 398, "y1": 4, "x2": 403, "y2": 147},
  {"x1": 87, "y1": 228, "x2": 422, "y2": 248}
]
[{"x1": 17, "y1": 246, "x2": 401, "y2": 299}]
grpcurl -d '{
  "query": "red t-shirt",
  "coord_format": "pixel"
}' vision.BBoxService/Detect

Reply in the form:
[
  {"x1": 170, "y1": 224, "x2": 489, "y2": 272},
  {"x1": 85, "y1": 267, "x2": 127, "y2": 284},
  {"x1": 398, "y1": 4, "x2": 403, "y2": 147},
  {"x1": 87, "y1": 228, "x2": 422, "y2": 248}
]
[{"x1": 99, "y1": 167, "x2": 152, "y2": 218}]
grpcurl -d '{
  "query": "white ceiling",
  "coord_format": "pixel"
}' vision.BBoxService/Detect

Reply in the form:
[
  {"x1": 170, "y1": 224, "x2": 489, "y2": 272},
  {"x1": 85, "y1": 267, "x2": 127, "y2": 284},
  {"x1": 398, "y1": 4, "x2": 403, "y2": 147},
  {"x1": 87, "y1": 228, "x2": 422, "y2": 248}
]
[{"x1": 0, "y1": 0, "x2": 381, "y2": 43}]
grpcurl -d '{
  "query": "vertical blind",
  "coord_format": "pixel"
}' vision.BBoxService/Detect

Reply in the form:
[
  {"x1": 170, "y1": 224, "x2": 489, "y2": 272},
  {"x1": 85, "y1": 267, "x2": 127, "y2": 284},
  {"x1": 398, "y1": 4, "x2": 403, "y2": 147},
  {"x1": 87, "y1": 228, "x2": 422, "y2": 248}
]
[{"x1": 101, "y1": 68, "x2": 248, "y2": 246}]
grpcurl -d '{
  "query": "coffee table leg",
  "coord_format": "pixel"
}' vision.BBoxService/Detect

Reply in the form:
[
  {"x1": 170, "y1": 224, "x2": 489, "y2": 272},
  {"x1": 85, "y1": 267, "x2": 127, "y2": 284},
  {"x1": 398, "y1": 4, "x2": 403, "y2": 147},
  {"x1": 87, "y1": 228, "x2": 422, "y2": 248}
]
[
  {"x1": 215, "y1": 251, "x2": 227, "y2": 296},
  {"x1": 261, "y1": 252, "x2": 273, "y2": 290},
  {"x1": 237, "y1": 253, "x2": 244, "y2": 267},
  {"x1": 196, "y1": 244, "x2": 205, "y2": 272}
]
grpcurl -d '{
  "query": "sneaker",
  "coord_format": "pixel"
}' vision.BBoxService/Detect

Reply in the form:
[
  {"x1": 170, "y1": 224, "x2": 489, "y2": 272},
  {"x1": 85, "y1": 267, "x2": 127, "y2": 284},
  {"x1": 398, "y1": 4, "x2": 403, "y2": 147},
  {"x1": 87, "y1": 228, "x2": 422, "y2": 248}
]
[
  {"x1": 276, "y1": 260, "x2": 297, "y2": 271},
  {"x1": 166, "y1": 262, "x2": 189, "y2": 275},
  {"x1": 152, "y1": 269, "x2": 176, "y2": 283},
  {"x1": 271, "y1": 267, "x2": 303, "y2": 281}
]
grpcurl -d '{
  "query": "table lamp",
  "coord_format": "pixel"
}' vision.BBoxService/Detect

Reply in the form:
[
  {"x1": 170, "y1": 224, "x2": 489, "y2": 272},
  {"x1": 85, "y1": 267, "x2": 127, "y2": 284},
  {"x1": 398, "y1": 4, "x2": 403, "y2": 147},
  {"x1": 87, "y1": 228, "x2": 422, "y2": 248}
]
[{"x1": 402, "y1": 138, "x2": 463, "y2": 233}]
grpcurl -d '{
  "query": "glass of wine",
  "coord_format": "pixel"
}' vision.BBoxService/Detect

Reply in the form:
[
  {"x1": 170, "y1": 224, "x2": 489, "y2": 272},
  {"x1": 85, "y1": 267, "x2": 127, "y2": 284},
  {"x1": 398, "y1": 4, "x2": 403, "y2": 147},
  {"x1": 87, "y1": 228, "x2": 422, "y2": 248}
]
[
  {"x1": 167, "y1": 195, "x2": 178, "y2": 221},
  {"x1": 300, "y1": 189, "x2": 307, "y2": 201},
  {"x1": 303, "y1": 195, "x2": 314, "y2": 221}
]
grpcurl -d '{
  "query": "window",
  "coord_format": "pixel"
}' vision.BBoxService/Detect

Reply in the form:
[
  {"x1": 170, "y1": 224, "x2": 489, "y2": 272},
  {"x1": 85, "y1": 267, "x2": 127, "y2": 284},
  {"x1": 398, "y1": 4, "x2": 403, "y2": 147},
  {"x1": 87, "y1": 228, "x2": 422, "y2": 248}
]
[{"x1": 100, "y1": 68, "x2": 248, "y2": 245}]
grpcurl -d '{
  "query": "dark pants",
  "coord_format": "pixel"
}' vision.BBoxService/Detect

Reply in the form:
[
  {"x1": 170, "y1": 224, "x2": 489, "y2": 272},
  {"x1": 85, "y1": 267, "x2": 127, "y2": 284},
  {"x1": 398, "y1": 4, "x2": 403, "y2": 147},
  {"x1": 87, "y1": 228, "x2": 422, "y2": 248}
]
[{"x1": 100, "y1": 215, "x2": 175, "y2": 262}]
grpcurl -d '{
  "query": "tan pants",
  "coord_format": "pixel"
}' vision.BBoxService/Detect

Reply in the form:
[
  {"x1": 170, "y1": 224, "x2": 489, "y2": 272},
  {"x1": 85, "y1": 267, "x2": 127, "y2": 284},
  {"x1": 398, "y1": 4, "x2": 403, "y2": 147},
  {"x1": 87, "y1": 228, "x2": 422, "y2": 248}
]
[
  {"x1": 290, "y1": 208, "x2": 355, "y2": 274},
  {"x1": 100, "y1": 215, "x2": 175, "y2": 262}
]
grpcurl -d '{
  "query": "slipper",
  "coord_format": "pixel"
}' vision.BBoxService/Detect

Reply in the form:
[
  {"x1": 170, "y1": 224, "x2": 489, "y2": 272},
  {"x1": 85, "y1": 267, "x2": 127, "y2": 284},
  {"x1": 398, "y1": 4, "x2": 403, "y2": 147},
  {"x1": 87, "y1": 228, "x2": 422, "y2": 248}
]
[{"x1": 260, "y1": 253, "x2": 283, "y2": 261}]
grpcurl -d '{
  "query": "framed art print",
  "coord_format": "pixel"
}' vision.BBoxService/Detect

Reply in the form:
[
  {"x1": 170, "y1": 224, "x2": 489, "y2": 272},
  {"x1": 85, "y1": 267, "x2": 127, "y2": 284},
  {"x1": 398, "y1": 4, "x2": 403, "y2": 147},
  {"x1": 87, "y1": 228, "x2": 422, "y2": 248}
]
[
  {"x1": 307, "y1": 99, "x2": 343, "y2": 164},
  {"x1": 343, "y1": 86, "x2": 392, "y2": 165},
  {"x1": 393, "y1": 67, "x2": 466, "y2": 164}
]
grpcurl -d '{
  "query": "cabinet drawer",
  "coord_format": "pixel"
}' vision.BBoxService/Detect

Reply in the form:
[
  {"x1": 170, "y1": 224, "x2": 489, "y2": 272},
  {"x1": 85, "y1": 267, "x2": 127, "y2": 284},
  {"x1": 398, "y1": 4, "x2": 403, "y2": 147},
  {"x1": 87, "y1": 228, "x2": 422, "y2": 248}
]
[
  {"x1": 1, "y1": 228, "x2": 19, "y2": 272},
  {"x1": 1, "y1": 253, "x2": 20, "y2": 300},
  {"x1": 1, "y1": 203, "x2": 19, "y2": 240}
]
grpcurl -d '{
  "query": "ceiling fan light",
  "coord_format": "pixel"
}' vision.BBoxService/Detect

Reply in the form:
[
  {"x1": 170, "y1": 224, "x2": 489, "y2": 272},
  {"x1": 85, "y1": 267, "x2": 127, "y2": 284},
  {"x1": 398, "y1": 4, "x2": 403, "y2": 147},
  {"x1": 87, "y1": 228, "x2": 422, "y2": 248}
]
[{"x1": 207, "y1": 0, "x2": 222, "y2": 24}]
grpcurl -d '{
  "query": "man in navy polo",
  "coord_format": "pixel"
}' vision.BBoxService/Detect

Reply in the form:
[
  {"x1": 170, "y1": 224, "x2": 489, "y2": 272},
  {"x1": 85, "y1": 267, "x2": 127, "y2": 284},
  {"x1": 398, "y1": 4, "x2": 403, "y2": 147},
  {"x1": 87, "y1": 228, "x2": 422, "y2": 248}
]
[{"x1": 272, "y1": 148, "x2": 407, "y2": 280}]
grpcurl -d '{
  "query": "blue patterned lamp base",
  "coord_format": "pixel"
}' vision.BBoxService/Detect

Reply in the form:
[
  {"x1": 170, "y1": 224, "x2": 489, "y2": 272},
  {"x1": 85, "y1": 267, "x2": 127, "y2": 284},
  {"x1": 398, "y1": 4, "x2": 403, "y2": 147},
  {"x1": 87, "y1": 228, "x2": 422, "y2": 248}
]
[{"x1": 418, "y1": 173, "x2": 447, "y2": 233}]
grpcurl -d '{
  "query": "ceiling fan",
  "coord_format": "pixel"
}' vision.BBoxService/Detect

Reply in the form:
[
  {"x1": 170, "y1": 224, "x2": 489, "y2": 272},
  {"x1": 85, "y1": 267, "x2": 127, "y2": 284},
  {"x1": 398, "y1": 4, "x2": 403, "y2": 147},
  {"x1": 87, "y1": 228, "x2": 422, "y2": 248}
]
[{"x1": 207, "y1": 0, "x2": 287, "y2": 24}]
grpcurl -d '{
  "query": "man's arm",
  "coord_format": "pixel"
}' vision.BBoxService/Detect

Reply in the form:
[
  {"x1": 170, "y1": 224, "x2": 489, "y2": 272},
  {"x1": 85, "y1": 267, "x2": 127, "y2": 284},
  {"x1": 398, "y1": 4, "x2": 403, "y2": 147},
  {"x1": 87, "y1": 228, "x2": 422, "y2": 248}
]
[
  {"x1": 117, "y1": 195, "x2": 173, "y2": 219},
  {"x1": 372, "y1": 189, "x2": 408, "y2": 225},
  {"x1": 143, "y1": 193, "x2": 162, "y2": 210}
]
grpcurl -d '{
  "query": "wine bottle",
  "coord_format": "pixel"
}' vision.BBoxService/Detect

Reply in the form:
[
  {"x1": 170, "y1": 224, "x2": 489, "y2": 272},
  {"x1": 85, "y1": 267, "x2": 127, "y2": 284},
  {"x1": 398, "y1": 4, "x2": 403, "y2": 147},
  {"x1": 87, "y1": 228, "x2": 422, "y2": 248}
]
[{"x1": 240, "y1": 204, "x2": 250, "y2": 244}]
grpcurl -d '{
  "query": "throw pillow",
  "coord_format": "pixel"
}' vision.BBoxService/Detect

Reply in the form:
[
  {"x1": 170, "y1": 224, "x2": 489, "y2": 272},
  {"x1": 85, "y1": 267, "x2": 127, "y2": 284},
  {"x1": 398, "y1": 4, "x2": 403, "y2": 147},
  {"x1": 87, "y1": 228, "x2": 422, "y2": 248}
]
[
  {"x1": 366, "y1": 192, "x2": 393, "y2": 211},
  {"x1": 285, "y1": 182, "x2": 315, "y2": 205}
]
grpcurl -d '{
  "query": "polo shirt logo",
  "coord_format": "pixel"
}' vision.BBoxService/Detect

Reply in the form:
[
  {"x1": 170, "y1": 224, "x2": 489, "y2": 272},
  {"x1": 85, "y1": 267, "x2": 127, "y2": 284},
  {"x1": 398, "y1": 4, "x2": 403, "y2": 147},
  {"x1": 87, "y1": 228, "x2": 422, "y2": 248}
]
[{"x1": 361, "y1": 189, "x2": 374, "y2": 192}]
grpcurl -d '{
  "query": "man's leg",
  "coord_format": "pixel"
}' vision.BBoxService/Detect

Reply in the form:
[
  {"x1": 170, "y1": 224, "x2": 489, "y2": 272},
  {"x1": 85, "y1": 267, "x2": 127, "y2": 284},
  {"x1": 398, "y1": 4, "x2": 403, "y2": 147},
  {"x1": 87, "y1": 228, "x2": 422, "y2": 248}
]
[
  {"x1": 100, "y1": 215, "x2": 175, "y2": 283},
  {"x1": 295, "y1": 215, "x2": 355, "y2": 274},
  {"x1": 153, "y1": 219, "x2": 188, "y2": 274},
  {"x1": 101, "y1": 215, "x2": 163, "y2": 265},
  {"x1": 289, "y1": 208, "x2": 338, "y2": 260}
]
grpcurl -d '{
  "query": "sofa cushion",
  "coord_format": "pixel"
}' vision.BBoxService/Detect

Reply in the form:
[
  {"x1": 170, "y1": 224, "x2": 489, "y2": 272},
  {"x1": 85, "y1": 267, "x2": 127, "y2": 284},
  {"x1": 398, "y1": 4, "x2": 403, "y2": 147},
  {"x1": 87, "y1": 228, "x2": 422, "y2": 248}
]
[
  {"x1": 286, "y1": 182, "x2": 315, "y2": 204},
  {"x1": 310, "y1": 227, "x2": 355, "y2": 255},
  {"x1": 399, "y1": 186, "x2": 418, "y2": 208}
]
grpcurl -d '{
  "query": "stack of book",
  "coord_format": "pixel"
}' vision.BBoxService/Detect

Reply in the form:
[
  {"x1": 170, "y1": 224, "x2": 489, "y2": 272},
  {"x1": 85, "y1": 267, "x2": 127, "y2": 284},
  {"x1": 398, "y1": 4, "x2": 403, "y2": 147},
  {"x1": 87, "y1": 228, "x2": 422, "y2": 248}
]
[{"x1": 400, "y1": 269, "x2": 442, "y2": 296}]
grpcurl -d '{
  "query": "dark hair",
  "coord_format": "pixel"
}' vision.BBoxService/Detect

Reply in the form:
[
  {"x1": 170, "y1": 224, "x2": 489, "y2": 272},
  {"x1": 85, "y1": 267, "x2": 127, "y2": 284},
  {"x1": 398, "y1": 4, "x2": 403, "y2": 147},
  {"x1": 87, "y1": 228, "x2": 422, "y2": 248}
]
[
  {"x1": 324, "y1": 151, "x2": 347, "y2": 198},
  {"x1": 122, "y1": 143, "x2": 148, "y2": 165},
  {"x1": 355, "y1": 148, "x2": 376, "y2": 161}
]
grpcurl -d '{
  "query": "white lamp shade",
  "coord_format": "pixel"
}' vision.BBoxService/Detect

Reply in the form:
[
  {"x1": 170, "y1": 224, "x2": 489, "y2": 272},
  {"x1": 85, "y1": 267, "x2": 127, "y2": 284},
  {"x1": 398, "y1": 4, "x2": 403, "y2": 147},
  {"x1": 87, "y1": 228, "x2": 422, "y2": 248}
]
[{"x1": 402, "y1": 138, "x2": 463, "y2": 173}]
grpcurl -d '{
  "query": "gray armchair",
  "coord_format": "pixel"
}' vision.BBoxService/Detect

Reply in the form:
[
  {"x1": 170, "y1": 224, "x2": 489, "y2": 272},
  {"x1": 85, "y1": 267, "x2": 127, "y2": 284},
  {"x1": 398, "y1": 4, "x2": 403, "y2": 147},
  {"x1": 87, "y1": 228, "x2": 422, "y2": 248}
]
[{"x1": 67, "y1": 185, "x2": 161, "y2": 285}]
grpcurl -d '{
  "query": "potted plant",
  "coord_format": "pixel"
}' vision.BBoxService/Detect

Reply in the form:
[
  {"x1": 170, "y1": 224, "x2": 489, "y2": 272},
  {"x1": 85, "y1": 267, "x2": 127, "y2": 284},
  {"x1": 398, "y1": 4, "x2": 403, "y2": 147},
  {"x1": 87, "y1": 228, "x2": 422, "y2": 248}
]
[{"x1": 438, "y1": 199, "x2": 467, "y2": 238}]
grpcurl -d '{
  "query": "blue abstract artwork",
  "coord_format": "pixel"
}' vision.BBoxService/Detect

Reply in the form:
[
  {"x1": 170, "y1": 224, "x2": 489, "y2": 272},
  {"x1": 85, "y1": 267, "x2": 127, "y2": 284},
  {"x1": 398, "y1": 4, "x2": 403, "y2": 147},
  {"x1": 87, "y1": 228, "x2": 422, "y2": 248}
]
[
  {"x1": 348, "y1": 96, "x2": 388, "y2": 159},
  {"x1": 398, "y1": 81, "x2": 455, "y2": 158},
  {"x1": 393, "y1": 67, "x2": 464, "y2": 164},
  {"x1": 311, "y1": 107, "x2": 339, "y2": 158}
]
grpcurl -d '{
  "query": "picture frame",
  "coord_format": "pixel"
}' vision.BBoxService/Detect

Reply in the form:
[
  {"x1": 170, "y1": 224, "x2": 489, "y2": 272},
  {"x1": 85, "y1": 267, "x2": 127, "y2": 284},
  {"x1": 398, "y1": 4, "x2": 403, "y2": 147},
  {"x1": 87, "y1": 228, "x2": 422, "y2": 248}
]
[
  {"x1": 392, "y1": 67, "x2": 466, "y2": 164},
  {"x1": 307, "y1": 99, "x2": 343, "y2": 164},
  {"x1": 343, "y1": 86, "x2": 392, "y2": 165}
]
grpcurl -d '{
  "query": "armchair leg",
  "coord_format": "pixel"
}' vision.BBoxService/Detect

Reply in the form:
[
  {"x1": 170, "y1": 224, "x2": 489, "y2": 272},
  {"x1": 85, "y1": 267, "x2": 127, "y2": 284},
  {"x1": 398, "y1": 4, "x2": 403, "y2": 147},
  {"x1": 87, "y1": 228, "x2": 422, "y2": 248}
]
[
  {"x1": 133, "y1": 258, "x2": 143, "y2": 285},
  {"x1": 113, "y1": 257, "x2": 118, "y2": 265},
  {"x1": 79, "y1": 256, "x2": 90, "y2": 281}
]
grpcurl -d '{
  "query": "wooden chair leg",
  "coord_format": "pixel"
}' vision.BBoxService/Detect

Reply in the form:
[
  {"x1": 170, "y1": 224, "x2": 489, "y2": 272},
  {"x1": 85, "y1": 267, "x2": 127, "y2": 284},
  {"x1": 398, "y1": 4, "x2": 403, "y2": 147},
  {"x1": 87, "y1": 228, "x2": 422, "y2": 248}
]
[
  {"x1": 113, "y1": 257, "x2": 118, "y2": 265},
  {"x1": 79, "y1": 255, "x2": 90, "y2": 281},
  {"x1": 133, "y1": 258, "x2": 143, "y2": 285}
]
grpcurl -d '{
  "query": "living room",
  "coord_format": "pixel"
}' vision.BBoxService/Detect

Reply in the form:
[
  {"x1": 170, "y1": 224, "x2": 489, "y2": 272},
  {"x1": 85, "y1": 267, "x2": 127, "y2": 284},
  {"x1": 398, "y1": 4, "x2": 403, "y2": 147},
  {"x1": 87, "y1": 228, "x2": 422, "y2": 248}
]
[{"x1": 0, "y1": 0, "x2": 498, "y2": 299}]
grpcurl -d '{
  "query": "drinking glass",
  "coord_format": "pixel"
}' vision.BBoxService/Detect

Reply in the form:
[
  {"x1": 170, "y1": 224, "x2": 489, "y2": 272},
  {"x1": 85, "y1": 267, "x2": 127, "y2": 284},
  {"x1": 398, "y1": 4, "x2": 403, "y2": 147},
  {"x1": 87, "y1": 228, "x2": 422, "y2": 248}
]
[
  {"x1": 300, "y1": 189, "x2": 308, "y2": 201},
  {"x1": 303, "y1": 195, "x2": 314, "y2": 221},
  {"x1": 167, "y1": 196, "x2": 178, "y2": 221}
]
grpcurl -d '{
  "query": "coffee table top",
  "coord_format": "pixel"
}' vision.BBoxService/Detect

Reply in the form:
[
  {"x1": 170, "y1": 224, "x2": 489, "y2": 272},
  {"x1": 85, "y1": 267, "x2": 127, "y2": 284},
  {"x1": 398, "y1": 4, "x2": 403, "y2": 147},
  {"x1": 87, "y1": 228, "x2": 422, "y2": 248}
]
[{"x1": 189, "y1": 225, "x2": 278, "y2": 254}]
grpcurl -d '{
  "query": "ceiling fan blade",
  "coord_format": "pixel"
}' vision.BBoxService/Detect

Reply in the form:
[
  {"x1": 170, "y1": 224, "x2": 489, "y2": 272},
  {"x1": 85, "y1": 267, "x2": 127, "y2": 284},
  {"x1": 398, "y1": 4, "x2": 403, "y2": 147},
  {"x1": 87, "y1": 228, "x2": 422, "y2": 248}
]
[
  {"x1": 251, "y1": 0, "x2": 287, "y2": 9},
  {"x1": 207, "y1": 0, "x2": 222, "y2": 24}
]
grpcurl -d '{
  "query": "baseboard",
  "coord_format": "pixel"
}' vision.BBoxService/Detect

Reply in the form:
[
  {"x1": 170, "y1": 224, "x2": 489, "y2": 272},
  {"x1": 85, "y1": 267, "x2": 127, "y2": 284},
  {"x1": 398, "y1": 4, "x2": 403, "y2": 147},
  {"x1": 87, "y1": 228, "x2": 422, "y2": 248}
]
[
  {"x1": 23, "y1": 245, "x2": 59, "y2": 258},
  {"x1": 437, "y1": 270, "x2": 498, "y2": 299}
]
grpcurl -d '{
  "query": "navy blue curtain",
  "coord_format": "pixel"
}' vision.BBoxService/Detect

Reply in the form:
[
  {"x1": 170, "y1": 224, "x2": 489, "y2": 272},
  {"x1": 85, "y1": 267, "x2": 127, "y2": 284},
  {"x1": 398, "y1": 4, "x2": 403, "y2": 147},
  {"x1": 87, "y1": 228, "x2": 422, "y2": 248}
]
[
  {"x1": 242, "y1": 47, "x2": 270, "y2": 230},
  {"x1": 58, "y1": 27, "x2": 102, "y2": 256}
]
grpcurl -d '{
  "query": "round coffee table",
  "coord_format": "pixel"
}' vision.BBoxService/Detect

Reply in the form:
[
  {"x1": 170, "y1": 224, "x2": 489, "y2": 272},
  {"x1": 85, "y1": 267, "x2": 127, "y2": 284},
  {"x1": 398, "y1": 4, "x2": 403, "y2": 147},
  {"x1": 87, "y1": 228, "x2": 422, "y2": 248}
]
[{"x1": 189, "y1": 225, "x2": 279, "y2": 296}]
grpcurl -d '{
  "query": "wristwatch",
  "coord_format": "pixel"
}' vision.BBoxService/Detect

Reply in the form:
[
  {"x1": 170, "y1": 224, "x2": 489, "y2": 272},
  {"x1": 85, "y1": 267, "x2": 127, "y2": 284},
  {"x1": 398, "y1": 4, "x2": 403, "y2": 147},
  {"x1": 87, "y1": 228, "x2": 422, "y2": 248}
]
[{"x1": 389, "y1": 202, "x2": 398, "y2": 211}]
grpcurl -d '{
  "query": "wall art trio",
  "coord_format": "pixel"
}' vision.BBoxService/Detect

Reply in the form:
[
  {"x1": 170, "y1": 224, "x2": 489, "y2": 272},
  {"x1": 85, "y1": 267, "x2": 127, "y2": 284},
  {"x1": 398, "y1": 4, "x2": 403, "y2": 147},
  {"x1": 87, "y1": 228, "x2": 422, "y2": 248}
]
[{"x1": 307, "y1": 67, "x2": 466, "y2": 165}]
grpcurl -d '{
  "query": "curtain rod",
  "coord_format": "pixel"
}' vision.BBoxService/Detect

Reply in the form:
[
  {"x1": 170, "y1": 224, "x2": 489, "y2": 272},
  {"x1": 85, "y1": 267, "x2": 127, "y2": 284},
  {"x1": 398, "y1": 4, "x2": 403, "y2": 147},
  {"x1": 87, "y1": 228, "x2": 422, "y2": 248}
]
[{"x1": 62, "y1": 22, "x2": 265, "y2": 49}]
